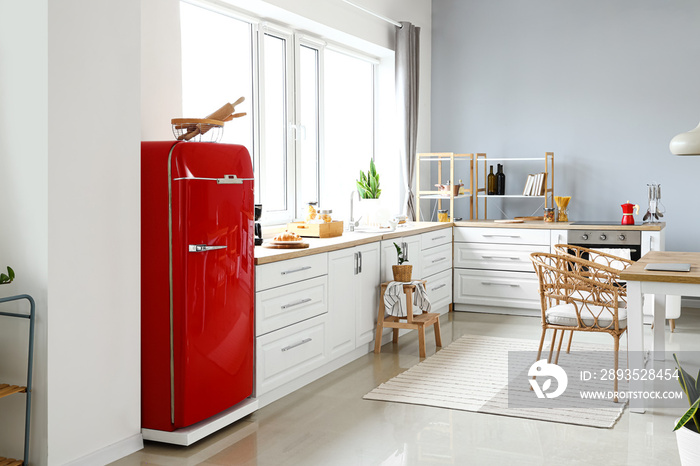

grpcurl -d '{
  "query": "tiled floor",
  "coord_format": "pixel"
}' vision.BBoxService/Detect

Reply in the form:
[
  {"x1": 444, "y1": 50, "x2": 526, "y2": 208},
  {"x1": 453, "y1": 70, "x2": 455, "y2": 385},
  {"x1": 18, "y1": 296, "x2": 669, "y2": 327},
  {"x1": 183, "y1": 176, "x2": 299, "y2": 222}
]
[{"x1": 112, "y1": 310, "x2": 700, "y2": 465}]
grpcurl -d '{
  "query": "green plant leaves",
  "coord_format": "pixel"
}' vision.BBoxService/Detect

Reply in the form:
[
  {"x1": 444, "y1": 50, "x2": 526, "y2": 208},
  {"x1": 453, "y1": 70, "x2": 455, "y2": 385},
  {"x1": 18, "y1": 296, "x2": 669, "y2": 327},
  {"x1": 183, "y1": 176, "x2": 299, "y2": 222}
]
[
  {"x1": 674, "y1": 398, "x2": 700, "y2": 432},
  {"x1": 356, "y1": 159, "x2": 381, "y2": 199},
  {"x1": 0, "y1": 266, "x2": 14, "y2": 285},
  {"x1": 393, "y1": 242, "x2": 405, "y2": 265}
]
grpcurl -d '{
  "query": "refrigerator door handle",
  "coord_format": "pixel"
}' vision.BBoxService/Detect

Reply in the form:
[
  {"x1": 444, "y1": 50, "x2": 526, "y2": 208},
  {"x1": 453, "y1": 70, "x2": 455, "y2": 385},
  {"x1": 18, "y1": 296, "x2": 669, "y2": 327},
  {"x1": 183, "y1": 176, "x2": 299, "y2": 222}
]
[
  {"x1": 188, "y1": 244, "x2": 227, "y2": 252},
  {"x1": 172, "y1": 175, "x2": 254, "y2": 184}
]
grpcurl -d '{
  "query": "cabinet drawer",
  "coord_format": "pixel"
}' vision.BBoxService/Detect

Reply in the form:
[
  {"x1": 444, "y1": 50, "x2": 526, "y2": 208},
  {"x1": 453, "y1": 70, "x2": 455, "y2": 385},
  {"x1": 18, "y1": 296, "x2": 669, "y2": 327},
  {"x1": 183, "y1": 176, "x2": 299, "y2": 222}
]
[
  {"x1": 454, "y1": 227, "x2": 549, "y2": 246},
  {"x1": 421, "y1": 228, "x2": 452, "y2": 249},
  {"x1": 255, "y1": 315, "x2": 327, "y2": 396},
  {"x1": 425, "y1": 269, "x2": 452, "y2": 313},
  {"x1": 255, "y1": 276, "x2": 328, "y2": 336},
  {"x1": 421, "y1": 243, "x2": 453, "y2": 278},
  {"x1": 453, "y1": 269, "x2": 540, "y2": 309},
  {"x1": 256, "y1": 253, "x2": 328, "y2": 291},
  {"x1": 454, "y1": 243, "x2": 548, "y2": 272}
]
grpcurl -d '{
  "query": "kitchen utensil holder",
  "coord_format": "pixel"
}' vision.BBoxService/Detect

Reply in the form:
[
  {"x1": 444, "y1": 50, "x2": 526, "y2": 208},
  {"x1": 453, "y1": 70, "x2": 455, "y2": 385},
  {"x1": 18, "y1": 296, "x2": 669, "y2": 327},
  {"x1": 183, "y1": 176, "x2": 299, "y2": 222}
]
[{"x1": 171, "y1": 118, "x2": 224, "y2": 143}]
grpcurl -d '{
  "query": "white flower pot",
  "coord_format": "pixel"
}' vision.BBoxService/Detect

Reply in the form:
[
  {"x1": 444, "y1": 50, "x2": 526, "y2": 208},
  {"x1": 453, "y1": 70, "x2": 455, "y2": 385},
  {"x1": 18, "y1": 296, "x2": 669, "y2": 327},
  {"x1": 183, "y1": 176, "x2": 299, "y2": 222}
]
[
  {"x1": 359, "y1": 199, "x2": 389, "y2": 227},
  {"x1": 676, "y1": 422, "x2": 700, "y2": 466}
]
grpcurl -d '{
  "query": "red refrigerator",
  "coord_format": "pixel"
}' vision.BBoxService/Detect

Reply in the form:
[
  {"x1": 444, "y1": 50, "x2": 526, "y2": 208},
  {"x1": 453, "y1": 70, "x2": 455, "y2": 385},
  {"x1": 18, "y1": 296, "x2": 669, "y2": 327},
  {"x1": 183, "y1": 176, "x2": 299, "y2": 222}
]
[{"x1": 141, "y1": 141, "x2": 255, "y2": 432}]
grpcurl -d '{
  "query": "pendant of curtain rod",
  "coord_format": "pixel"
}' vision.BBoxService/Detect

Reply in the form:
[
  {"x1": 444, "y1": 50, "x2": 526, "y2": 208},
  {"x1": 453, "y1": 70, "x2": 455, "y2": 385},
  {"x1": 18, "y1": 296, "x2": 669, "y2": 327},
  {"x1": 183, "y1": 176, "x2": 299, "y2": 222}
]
[{"x1": 342, "y1": 0, "x2": 403, "y2": 28}]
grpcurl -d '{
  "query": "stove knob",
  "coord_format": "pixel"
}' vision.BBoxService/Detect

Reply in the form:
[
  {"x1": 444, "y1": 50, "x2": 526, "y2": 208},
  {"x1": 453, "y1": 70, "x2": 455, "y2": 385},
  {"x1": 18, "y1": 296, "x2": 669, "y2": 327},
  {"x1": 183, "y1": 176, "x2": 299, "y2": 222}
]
[
  {"x1": 581, "y1": 234, "x2": 589, "y2": 240},
  {"x1": 600, "y1": 234, "x2": 607, "y2": 241},
  {"x1": 618, "y1": 234, "x2": 626, "y2": 241}
]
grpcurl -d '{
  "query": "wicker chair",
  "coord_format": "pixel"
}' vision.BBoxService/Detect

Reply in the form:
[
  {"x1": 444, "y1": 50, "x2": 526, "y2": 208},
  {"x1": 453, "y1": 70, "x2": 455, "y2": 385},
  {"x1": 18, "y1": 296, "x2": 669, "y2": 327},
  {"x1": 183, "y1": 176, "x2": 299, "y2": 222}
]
[
  {"x1": 530, "y1": 252, "x2": 627, "y2": 401},
  {"x1": 552, "y1": 244, "x2": 634, "y2": 351}
]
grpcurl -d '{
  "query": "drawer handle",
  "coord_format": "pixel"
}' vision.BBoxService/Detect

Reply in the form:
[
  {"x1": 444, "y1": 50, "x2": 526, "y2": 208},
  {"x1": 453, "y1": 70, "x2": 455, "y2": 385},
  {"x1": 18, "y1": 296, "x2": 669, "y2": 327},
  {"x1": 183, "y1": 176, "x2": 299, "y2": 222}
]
[
  {"x1": 482, "y1": 234, "x2": 521, "y2": 238},
  {"x1": 281, "y1": 338, "x2": 312, "y2": 352},
  {"x1": 281, "y1": 298, "x2": 312, "y2": 309},
  {"x1": 481, "y1": 282, "x2": 520, "y2": 287},
  {"x1": 481, "y1": 255, "x2": 521, "y2": 261},
  {"x1": 431, "y1": 257, "x2": 447, "y2": 263},
  {"x1": 431, "y1": 235, "x2": 447, "y2": 241},
  {"x1": 431, "y1": 283, "x2": 447, "y2": 292},
  {"x1": 281, "y1": 266, "x2": 312, "y2": 275}
]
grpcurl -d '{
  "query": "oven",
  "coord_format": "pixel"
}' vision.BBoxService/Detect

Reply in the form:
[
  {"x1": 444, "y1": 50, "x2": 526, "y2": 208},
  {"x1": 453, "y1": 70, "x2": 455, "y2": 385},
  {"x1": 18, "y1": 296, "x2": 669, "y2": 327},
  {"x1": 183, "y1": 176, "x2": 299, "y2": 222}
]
[{"x1": 566, "y1": 228, "x2": 641, "y2": 261}]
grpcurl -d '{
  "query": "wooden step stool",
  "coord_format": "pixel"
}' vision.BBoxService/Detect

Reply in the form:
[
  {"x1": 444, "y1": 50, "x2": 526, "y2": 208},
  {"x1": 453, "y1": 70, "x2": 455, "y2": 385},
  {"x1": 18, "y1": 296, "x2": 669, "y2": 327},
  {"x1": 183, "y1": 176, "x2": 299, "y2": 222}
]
[{"x1": 374, "y1": 281, "x2": 442, "y2": 358}]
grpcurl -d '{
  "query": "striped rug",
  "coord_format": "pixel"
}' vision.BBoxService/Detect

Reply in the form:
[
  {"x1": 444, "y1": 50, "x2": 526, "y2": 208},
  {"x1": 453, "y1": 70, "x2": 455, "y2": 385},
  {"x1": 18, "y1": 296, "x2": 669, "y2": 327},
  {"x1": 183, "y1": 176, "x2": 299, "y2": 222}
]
[{"x1": 364, "y1": 334, "x2": 627, "y2": 428}]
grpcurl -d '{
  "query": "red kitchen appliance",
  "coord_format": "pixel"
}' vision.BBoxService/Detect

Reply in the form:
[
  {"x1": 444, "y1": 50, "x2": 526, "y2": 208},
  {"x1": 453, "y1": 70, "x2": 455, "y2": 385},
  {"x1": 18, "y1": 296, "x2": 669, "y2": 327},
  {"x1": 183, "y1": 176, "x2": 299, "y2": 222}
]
[
  {"x1": 621, "y1": 201, "x2": 639, "y2": 225},
  {"x1": 141, "y1": 141, "x2": 254, "y2": 432}
]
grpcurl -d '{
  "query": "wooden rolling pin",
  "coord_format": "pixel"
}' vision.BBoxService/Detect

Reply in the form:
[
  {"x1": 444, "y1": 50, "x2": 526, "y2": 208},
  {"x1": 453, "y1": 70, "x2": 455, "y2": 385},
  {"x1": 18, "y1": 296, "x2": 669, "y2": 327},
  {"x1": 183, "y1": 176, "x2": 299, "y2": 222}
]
[{"x1": 179, "y1": 96, "x2": 247, "y2": 140}]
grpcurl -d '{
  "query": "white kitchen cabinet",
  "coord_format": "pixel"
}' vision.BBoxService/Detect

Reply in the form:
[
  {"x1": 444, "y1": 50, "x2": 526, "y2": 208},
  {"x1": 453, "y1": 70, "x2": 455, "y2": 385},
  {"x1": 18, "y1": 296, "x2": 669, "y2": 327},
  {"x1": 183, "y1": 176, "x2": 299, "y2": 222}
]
[
  {"x1": 256, "y1": 253, "x2": 328, "y2": 291},
  {"x1": 453, "y1": 226, "x2": 549, "y2": 313},
  {"x1": 381, "y1": 234, "x2": 422, "y2": 283},
  {"x1": 255, "y1": 276, "x2": 328, "y2": 336},
  {"x1": 255, "y1": 314, "x2": 327, "y2": 396},
  {"x1": 425, "y1": 269, "x2": 452, "y2": 315},
  {"x1": 354, "y1": 242, "x2": 382, "y2": 346},
  {"x1": 327, "y1": 242, "x2": 381, "y2": 360}
]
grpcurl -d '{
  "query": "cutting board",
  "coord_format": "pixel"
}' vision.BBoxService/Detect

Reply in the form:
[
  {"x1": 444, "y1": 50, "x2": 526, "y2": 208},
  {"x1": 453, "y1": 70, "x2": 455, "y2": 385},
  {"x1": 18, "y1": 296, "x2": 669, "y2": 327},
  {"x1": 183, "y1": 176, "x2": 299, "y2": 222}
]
[{"x1": 261, "y1": 241, "x2": 310, "y2": 249}]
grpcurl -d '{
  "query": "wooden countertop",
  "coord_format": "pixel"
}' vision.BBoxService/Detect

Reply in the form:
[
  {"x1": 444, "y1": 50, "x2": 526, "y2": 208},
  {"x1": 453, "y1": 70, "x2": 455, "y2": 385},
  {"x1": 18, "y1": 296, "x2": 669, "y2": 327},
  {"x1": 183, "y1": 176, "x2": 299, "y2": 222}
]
[
  {"x1": 620, "y1": 251, "x2": 700, "y2": 284},
  {"x1": 453, "y1": 220, "x2": 665, "y2": 231},
  {"x1": 255, "y1": 222, "x2": 452, "y2": 265}
]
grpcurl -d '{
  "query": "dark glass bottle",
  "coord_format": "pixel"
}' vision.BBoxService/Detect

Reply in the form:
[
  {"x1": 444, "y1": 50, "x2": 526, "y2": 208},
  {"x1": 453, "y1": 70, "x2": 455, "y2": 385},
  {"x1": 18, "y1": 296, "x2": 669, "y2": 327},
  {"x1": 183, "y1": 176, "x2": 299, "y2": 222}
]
[
  {"x1": 487, "y1": 165, "x2": 496, "y2": 195},
  {"x1": 496, "y1": 164, "x2": 506, "y2": 195}
]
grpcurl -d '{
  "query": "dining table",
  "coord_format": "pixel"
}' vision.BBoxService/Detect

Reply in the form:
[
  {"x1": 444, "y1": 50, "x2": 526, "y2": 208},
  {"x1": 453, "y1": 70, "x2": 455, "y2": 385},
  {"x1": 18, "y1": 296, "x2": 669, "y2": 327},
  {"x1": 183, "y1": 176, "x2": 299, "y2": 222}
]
[{"x1": 620, "y1": 250, "x2": 700, "y2": 413}]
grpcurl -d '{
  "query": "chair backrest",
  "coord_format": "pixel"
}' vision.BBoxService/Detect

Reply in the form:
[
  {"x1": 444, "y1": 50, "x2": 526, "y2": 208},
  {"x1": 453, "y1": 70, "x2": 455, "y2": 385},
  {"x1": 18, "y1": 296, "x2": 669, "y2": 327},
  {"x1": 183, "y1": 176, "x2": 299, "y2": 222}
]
[
  {"x1": 553, "y1": 244, "x2": 633, "y2": 271},
  {"x1": 553, "y1": 244, "x2": 631, "y2": 297},
  {"x1": 530, "y1": 252, "x2": 623, "y2": 331}
]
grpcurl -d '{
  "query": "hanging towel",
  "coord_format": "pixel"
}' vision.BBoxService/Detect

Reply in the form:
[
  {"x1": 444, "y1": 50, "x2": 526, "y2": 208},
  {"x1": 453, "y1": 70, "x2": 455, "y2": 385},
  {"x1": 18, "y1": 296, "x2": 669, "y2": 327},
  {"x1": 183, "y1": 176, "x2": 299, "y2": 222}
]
[
  {"x1": 592, "y1": 248, "x2": 632, "y2": 270},
  {"x1": 384, "y1": 281, "x2": 431, "y2": 317}
]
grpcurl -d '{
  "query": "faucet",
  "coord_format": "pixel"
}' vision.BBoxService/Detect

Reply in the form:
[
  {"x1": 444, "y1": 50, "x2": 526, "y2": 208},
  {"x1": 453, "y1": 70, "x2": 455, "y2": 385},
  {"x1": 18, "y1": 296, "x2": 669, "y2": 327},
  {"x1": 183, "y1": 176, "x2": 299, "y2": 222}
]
[{"x1": 349, "y1": 190, "x2": 362, "y2": 232}]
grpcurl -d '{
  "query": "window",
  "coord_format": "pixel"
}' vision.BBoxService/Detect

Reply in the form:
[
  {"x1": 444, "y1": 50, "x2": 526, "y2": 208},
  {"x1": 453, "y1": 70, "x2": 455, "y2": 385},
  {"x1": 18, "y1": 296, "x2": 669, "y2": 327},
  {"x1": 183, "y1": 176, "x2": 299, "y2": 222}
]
[{"x1": 180, "y1": 1, "x2": 376, "y2": 225}]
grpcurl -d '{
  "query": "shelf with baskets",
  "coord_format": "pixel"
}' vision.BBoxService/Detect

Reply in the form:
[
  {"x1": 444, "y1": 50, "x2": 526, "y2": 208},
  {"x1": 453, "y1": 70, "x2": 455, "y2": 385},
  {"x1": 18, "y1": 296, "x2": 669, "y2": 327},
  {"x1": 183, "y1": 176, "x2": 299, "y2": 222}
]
[
  {"x1": 475, "y1": 152, "x2": 554, "y2": 219},
  {"x1": 416, "y1": 153, "x2": 481, "y2": 222}
]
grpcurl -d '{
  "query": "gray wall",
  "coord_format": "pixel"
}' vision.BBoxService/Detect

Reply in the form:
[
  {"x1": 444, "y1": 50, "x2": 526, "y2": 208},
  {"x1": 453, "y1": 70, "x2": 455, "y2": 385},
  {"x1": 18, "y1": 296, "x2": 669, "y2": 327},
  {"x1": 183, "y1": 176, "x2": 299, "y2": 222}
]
[{"x1": 431, "y1": 0, "x2": 700, "y2": 251}]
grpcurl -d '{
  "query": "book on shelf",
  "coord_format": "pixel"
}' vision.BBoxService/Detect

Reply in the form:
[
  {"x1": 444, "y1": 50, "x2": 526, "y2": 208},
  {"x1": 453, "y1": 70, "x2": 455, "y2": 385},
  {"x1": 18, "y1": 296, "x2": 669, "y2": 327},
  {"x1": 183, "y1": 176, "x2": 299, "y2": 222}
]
[{"x1": 522, "y1": 172, "x2": 547, "y2": 196}]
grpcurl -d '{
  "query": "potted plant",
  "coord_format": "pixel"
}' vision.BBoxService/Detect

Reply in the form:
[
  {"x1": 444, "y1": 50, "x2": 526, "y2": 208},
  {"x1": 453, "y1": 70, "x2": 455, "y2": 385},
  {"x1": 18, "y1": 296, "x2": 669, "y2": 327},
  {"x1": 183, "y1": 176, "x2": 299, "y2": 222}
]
[
  {"x1": 392, "y1": 242, "x2": 412, "y2": 282},
  {"x1": 356, "y1": 160, "x2": 388, "y2": 227},
  {"x1": 356, "y1": 159, "x2": 381, "y2": 200},
  {"x1": 0, "y1": 266, "x2": 14, "y2": 285},
  {"x1": 674, "y1": 353, "x2": 700, "y2": 465}
]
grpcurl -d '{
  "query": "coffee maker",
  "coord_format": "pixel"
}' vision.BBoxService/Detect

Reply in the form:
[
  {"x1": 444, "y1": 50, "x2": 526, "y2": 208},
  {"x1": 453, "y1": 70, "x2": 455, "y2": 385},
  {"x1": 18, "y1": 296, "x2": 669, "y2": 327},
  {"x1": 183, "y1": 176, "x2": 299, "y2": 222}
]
[{"x1": 254, "y1": 204, "x2": 263, "y2": 246}]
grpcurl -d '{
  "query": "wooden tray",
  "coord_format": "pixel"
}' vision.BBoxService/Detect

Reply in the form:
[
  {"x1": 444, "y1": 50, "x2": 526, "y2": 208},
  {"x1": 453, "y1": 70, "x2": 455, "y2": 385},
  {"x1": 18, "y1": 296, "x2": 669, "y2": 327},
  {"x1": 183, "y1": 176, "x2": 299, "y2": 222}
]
[
  {"x1": 287, "y1": 221, "x2": 343, "y2": 238},
  {"x1": 262, "y1": 241, "x2": 310, "y2": 249}
]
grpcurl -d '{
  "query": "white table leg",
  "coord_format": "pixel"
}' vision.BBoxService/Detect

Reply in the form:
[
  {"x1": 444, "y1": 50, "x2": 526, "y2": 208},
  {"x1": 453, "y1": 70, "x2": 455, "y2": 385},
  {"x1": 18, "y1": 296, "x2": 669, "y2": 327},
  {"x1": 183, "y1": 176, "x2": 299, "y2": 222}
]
[
  {"x1": 627, "y1": 280, "x2": 645, "y2": 414},
  {"x1": 652, "y1": 293, "x2": 666, "y2": 360}
]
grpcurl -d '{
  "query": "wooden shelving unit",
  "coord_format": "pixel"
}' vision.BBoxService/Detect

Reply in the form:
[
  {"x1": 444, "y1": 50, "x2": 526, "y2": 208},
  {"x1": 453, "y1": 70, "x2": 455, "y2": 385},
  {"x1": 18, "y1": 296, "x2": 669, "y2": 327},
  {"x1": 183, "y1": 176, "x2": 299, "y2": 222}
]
[
  {"x1": 0, "y1": 295, "x2": 35, "y2": 466},
  {"x1": 416, "y1": 152, "x2": 481, "y2": 222},
  {"x1": 475, "y1": 152, "x2": 554, "y2": 219}
]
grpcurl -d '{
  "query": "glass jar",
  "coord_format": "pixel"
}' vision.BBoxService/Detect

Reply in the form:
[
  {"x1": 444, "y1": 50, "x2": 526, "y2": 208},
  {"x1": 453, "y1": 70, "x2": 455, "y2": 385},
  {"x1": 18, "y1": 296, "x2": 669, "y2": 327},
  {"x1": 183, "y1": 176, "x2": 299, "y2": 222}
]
[
  {"x1": 558, "y1": 209, "x2": 568, "y2": 222},
  {"x1": 437, "y1": 210, "x2": 449, "y2": 222},
  {"x1": 544, "y1": 207, "x2": 555, "y2": 223},
  {"x1": 318, "y1": 209, "x2": 333, "y2": 223}
]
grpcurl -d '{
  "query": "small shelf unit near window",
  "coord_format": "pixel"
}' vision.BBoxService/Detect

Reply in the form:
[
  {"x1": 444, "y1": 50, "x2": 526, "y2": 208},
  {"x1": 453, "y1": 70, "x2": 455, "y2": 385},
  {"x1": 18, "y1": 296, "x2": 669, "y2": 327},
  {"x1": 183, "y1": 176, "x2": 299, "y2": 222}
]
[
  {"x1": 475, "y1": 152, "x2": 554, "y2": 219},
  {"x1": 416, "y1": 152, "x2": 480, "y2": 222}
]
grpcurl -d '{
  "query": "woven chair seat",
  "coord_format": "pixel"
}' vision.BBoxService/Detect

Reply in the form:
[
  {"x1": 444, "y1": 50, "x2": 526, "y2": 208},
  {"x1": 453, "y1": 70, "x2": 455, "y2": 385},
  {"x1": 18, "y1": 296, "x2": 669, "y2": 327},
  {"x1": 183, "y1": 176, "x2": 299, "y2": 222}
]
[{"x1": 546, "y1": 303, "x2": 627, "y2": 329}]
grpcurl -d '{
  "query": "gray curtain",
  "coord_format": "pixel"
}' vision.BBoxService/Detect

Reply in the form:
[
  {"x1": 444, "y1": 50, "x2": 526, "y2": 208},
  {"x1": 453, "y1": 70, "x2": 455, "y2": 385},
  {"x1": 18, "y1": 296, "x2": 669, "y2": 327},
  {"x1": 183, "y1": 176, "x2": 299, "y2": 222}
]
[{"x1": 396, "y1": 21, "x2": 420, "y2": 220}]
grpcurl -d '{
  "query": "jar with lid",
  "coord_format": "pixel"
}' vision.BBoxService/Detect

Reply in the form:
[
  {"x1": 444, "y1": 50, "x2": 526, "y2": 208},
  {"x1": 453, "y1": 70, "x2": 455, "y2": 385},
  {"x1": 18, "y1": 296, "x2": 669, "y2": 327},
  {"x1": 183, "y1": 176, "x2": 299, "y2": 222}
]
[
  {"x1": 544, "y1": 207, "x2": 555, "y2": 222},
  {"x1": 437, "y1": 210, "x2": 449, "y2": 222},
  {"x1": 318, "y1": 209, "x2": 333, "y2": 223}
]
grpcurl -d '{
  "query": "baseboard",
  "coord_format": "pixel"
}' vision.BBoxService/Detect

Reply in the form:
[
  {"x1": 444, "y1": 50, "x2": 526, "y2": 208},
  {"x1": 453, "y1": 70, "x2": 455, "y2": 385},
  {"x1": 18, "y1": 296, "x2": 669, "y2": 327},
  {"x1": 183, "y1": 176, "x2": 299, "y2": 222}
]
[{"x1": 63, "y1": 433, "x2": 143, "y2": 466}]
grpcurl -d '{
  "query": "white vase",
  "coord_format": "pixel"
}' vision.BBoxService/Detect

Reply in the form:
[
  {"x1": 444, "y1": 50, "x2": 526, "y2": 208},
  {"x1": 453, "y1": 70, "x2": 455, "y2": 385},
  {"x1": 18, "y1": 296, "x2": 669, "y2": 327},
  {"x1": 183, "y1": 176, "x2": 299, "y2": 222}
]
[
  {"x1": 359, "y1": 198, "x2": 389, "y2": 227},
  {"x1": 676, "y1": 422, "x2": 700, "y2": 466}
]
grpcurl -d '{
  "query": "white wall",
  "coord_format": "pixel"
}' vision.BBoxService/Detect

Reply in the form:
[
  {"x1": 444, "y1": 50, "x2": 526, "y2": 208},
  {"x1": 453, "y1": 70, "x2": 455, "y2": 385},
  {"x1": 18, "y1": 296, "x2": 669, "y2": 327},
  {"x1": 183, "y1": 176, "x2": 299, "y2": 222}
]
[
  {"x1": 142, "y1": 0, "x2": 432, "y2": 217},
  {"x1": 46, "y1": 0, "x2": 142, "y2": 463},
  {"x1": 0, "y1": 1, "x2": 49, "y2": 462},
  {"x1": 432, "y1": 0, "x2": 700, "y2": 249}
]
